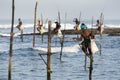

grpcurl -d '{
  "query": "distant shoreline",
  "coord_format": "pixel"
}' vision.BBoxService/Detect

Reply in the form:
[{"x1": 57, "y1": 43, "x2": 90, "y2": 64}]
[
  {"x1": 23, "y1": 27, "x2": 120, "y2": 36},
  {"x1": 62, "y1": 27, "x2": 120, "y2": 35}
]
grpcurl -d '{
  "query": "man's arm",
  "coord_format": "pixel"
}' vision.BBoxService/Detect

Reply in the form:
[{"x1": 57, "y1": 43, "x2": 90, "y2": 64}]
[
  {"x1": 90, "y1": 32, "x2": 95, "y2": 39},
  {"x1": 72, "y1": 35, "x2": 82, "y2": 41}
]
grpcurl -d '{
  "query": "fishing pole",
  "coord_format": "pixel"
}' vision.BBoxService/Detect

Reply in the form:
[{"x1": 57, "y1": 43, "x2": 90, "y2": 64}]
[
  {"x1": 76, "y1": 12, "x2": 81, "y2": 38},
  {"x1": 79, "y1": 11, "x2": 81, "y2": 23},
  {"x1": 41, "y1": 13, "x2": 44, "y2": 43}
]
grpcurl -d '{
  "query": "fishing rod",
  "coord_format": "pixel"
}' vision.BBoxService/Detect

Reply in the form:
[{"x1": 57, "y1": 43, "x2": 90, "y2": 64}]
[
  {"x1": 44, "y1": 18, "x2": 48, "y2": 28},
  {"x1": 58, "y1": 11, "x2": 61, "y2": 24},
  {"x1": 79, "y1": 11, "x2": 81, "y2": 23},
  {"x1": 41, "y1": 13, "x2": 43, "y2": 25},
  {"x1": 41, "y1": 13, "x2": 44, "y2": 43},
  {"x1": 77, "y1": 12, "x2": 81, "y2": 38}
]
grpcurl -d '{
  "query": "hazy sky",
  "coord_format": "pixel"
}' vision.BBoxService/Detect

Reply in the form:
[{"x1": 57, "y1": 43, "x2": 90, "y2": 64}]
[{"x1": 0, "y1": 0, "x2": 120, "y2": 21}]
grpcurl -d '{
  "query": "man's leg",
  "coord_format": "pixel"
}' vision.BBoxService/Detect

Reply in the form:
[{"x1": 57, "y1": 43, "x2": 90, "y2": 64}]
[
  {"x1": 82, "y1": 44, "x2": 87, "y2": 54},
  {"x1": 88, "y1": 43, "x2": 92, "y2": 55}
]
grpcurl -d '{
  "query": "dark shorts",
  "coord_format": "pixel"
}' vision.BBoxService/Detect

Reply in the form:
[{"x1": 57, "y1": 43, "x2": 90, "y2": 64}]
[
  {"x1": 97, "y1": 27, "x2": 101, "y2": 31},
  {"x1": 81, "y1": 38, "x2": 91, "y2": 48}
]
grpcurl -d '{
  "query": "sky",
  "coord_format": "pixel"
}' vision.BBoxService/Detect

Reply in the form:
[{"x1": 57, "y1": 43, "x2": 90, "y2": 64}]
[{"x1": 0, "y1": 0, "x2": 120, "y2": 21}]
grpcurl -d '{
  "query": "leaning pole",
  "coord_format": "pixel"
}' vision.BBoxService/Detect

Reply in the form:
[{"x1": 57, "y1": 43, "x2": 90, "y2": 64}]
[
  {"x1": 8, "y1": 0, "x2": 15, "y2": 80},
  {"x1": 33, "y1": 0, "x2": 38, "y2": 47}
]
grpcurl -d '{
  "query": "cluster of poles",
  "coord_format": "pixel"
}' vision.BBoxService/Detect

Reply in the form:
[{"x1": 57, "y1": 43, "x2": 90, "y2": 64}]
[{"x1": 8, "y1": 0, "x2": 103, "y2": 80}]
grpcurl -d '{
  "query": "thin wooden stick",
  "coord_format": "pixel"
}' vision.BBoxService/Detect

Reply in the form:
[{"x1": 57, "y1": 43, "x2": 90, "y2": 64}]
[
  {"x1": 59, "y1": 12, "x2": 63, "y2": 61},
  {"x1": 41, "y1": 13, "x2": 44, "y2": 43},
  {"x1": 8, "y1": 0, "x2": 14, "y2": 80},
  {"x1": 79, "y1": 12, "x2": 81, "y2": 23},
  {"x1": 100, "y1": 34, "x2": 102, "y2": 55},
  {"x1": 99, "y1": 12, "x2": 103, "y2": 55},
  {"x1": 89, "y1": 16, "x2": 94, "y2": 79},
  {"x1": 20, "y1": 30, "x2": 23, "y2": 42},
  {"x1": 84, "y1": 54, "x2": 87, "y2": 71},
  {"x1": 55, "y1": 11, "x2": 61, "y2": 46},
  {"x1": 60, "y1": 13, "x2": 67, "y2": 62},
  {"x1": 38, "y1": 53, "x2": 47, "y2": 66},
  {"x1": 58, "y1": 11, "x2": 61, "y2": 23},
  {"x1": 33, "y1": 0, "x2": 38, "y2": 47},
  {"x1": 60, "y1": 40, "x2": 63, "y2": 62},
  {"x1": 77, "y1": 12, "x2": 81, "y2": 38}
]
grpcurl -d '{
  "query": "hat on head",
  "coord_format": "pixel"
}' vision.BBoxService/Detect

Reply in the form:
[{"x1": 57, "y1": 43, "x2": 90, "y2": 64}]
[{"x1": 80, "y1": 23, "x2": 87, "y2": 29}]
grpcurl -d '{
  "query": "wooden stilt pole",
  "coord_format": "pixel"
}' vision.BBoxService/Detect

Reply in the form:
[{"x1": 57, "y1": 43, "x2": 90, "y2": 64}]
[
  {"x1": 33, "y1": 0, "x2": 38, "y2": 47},
  {"x1": 99, "y1": 12, "x2": 104, "y2": 55},
  {"x1": 8, "y1": 0, "x2": 14, "y2": 80},
  {"x1": 88, "y1": 16, "x2": 94, "y2": 80},
  {"x1": 60, "y1": 40, "x2": 63, "y2": 62},
  {"x1": 60, "y1": 13, "x2": 66, "y2": 62},
  {"x1": 20, "y1": 30, "x2": 23, "y2": 42},
  {"x1": 99, "y1": 33, "x2": 102, "y2": 56},
  {"x1": 55, "y1": 11, "x2": 61, "y2": 46},
  {"x1": 47, "y1": 20, "x2": 52, "y2": 80},
  {"x1": 84, "y1": 54, "x2": 87, "y2": 71},
  {"x1": 57, "y1": 11, "x2": 63, "y2": 61},
  {"x1": 41, "y1": 34, "x2": 44, "y2": 43},
  {"x1": 89, "y1": 54, "x2": 93, "y2": 80}
]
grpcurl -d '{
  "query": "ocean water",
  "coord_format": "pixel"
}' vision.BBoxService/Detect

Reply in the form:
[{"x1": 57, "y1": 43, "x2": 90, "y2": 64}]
[{"x1": 0, "y1": 19, "x2": 120, "y2": 80}]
